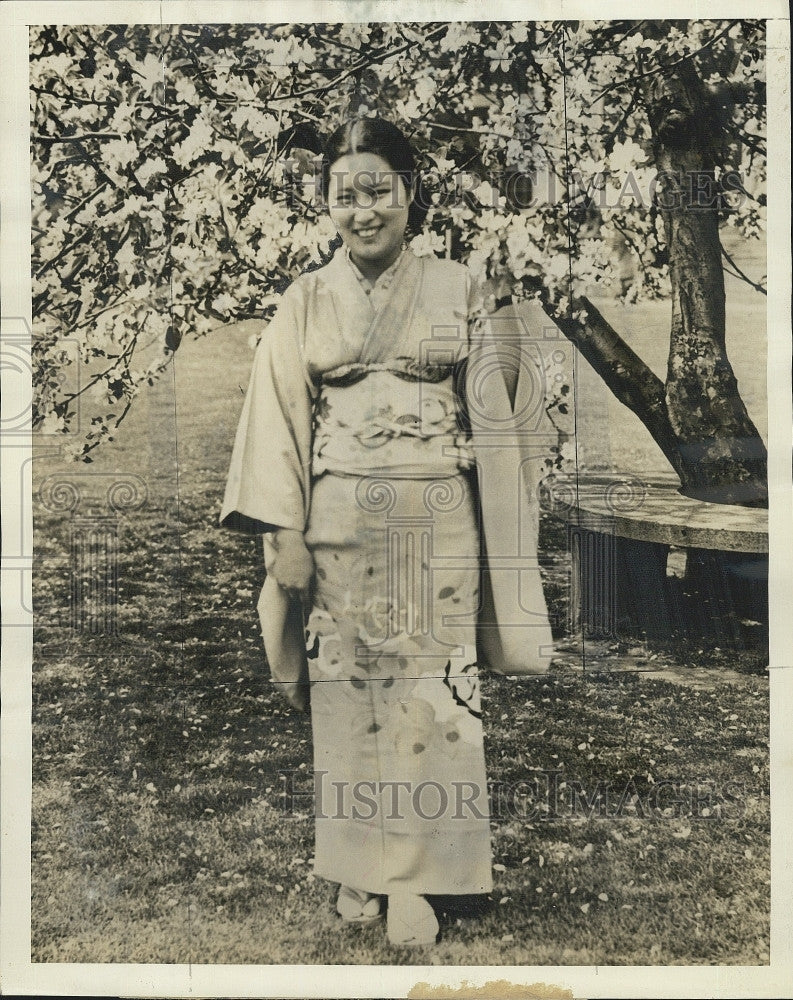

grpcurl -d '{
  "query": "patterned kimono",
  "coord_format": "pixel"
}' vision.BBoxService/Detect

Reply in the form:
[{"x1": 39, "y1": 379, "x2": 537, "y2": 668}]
[{"x1": 221, "y1": 248, "x2": 552, "y2": 897}]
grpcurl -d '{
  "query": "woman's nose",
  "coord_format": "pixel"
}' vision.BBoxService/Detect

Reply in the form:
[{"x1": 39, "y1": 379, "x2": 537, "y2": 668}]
[
  {"x1": 353, "y1": 203, "x2": 376, "y2": 222},
  {"x1": 352, "y1": 193, "x2": 378, "y2": 218}
]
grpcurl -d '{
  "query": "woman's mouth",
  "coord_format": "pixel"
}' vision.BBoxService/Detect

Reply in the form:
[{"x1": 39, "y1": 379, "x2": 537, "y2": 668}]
[{"x1": 354, "y1": 226, "x2": 382, "y2": 240}]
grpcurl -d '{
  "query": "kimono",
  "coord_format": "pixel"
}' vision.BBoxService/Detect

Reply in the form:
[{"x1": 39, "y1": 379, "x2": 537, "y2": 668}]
[{"x1": 221, "y1": 248, "x2": 553, "y2": 897}]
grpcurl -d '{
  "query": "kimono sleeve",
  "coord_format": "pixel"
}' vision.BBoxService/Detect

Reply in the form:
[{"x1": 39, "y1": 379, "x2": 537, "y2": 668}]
[
  {"x1": 465, "y1": 270, "x2": 554, "y2": 675},
  {"x1": 219, "y1": 286, "x2": 314, "y2": 534}
]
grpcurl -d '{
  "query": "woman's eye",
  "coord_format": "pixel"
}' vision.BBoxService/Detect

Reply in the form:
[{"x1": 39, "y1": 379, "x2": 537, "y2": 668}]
[{"x1": 331, "y1": 185, "x2": 397, "y2": 210}]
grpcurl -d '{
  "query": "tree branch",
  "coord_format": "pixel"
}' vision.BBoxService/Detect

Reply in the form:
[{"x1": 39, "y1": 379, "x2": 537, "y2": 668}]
[
  {"x1": 33, "y1": 132, "x2": 122, "y2": 143},
  {"x1": 35, "y1": 229, "x2": 98, "y2": 280},
  {"x1": 601, "y1": 83, "x2": 642, "y2": 153},
  {"x1": 64, "y1": 181, "x2": 110, "y2": 223},
  {"x1": 269, "y1": 24, "x2": 447, "y2": 103},
  {"x1": 581, "y1": 21, "x2": 648, "y2": 72},
  {"x1": 60, "y1": 335, "x2": 137, "y2": 405},
  {"x1": 312, "y1": 29, "x2": 368, "y2": 55},
  {"x1": 529, "y1": 283, "x2": 684, "y2": 477},
  {"x1": 723, "y1": 121, "x2": 766, "y2": 157},
  {"x1": 593, "y1": 22, "x2": 735, "y2": 103},
  {"x1": 721, "y1": 245, "x2": 767, "y2": 295}
]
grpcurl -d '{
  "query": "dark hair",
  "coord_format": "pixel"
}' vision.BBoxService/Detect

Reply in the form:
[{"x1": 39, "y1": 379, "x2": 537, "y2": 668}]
[{"x1": 320, "y1": 117, "x2": 428, "y2": 231}]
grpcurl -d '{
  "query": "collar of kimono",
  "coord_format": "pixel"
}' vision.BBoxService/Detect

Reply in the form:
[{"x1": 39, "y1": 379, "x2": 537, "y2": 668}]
[
  {"x1": 344, "y1": 245, "x2": 407, "y2": 294},
  {"x1": 325, "y1": 248, "x2": 425, "y2": 365}
]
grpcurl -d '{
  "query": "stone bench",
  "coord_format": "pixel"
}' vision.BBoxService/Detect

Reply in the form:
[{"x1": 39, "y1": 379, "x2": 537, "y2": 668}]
[{"x1": 541, "y1": 474, "x2": 769, "y2": 638}]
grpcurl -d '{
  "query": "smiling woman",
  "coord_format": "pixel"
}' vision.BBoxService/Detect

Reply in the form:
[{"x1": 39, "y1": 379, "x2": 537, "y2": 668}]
[
  {"x1": 220, "y1": 115, "x2": 553, "y2": 949},
  {"x1": 322, "y1": 118, "x2": 428, "y2": 276},
  {"x1": 326, "y1": 149, "x2": 410, "y2": 281}
]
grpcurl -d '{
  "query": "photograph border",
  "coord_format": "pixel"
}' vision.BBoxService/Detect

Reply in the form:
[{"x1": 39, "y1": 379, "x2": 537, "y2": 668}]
[{"x1": 2, "y1": 1, "x2": 791, "y2": 996}]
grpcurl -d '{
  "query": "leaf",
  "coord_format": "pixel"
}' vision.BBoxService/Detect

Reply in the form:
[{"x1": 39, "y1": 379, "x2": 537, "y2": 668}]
[{"x1": 165, "y1": 326, "x2": 182, "y2": 352}]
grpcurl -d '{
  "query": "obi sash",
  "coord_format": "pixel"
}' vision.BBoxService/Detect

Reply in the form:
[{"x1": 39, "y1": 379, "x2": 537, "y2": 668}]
[{"x1": 311, "y1": 363, "x2": 475, "y2": 478}]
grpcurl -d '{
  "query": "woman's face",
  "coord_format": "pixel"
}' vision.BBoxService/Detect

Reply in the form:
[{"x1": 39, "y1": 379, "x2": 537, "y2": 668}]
[{"x1": 327, "y1": 151, "x2": 411, "y2": 279}]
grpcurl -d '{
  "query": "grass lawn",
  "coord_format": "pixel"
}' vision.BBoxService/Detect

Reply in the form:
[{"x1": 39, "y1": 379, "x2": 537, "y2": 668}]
[{"x1": 30, "y1": 236, "x2": 769, "y2": 965}]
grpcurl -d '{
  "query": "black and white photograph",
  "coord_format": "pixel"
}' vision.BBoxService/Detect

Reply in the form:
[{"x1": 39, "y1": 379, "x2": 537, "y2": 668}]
[{"x1": 1, "y1": 1, "x2": 791, "y2": 996}]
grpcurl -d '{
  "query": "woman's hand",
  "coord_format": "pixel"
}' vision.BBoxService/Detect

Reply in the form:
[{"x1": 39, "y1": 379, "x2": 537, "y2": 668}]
[{"x1": 266, "y1": 529, "x2": 314, "y2": 602}]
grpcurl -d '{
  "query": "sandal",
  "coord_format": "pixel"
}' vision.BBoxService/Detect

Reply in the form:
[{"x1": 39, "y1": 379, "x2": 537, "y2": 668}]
[
  {"x1": 336, "y1": 885, "x2": 383, "y2": 924},
  {"x1": 386, "y1": 893, "x2": 439, "y2": 946}
]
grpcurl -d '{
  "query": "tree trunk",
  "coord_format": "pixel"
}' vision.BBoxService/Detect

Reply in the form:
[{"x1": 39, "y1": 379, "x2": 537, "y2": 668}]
[
  {"x1": 642, "y1": 46, "x2": 768, "y2": 507},
  {"x1": 505, "y1": 23, "x2": 767, "y2": 510}
]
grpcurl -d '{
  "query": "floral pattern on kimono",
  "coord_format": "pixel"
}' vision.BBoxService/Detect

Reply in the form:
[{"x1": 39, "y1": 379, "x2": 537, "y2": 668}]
[{"x1": 221, "y1": 248, "x2": 554, "y2": 896}]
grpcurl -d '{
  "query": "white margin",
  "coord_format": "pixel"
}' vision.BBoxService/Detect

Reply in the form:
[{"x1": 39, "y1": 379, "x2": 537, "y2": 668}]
[{"x1": 1, "y1": 2, "x2": 791, "y2": 997}]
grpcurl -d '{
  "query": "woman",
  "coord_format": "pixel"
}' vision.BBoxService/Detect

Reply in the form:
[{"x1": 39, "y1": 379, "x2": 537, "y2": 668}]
[{"x1": 221, "y1": 117, "x2": 553, "y2": 946}]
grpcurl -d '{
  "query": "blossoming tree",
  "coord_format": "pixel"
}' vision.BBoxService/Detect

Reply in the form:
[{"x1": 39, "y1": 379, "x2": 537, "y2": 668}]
[{"x1": 31, "y1": 19, "x2": 766, "y2": 505}]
